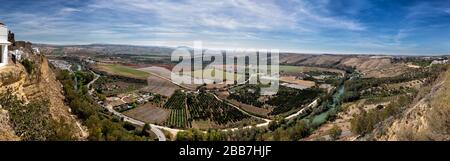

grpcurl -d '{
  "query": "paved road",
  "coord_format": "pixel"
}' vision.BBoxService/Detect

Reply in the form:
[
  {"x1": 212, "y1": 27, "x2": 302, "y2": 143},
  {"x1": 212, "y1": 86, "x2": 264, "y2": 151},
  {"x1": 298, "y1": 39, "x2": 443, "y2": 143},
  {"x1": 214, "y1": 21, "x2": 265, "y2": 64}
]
[{"x1": 285, "y1": 99, "x2": 319, "y2": 120}]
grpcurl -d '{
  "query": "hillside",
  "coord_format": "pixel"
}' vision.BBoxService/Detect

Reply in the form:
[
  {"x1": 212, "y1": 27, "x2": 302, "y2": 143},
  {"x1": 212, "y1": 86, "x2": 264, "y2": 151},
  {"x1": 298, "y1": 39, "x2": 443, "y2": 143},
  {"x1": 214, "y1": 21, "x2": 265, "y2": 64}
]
[
  {"x1": 0, "y1": 46, "x2": 87, "y2": 140},
  {"x1": 375, "y1": 65, "x2": 450, "y2": 140},
  {"x1": 280, "y1": 53, "x2": 414, "y2": 78}
]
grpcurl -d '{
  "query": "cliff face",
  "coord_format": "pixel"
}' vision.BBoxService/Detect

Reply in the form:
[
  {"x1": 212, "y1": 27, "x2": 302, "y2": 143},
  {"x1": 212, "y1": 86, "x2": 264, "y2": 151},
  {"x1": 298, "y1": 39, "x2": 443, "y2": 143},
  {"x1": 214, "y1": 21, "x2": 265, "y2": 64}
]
[
  {"x1": 376, "y1": 65, "x2": 450, "y2": 141},
  {"x1": 0, "y1": 48, "x2": 87, "y2": 140}
]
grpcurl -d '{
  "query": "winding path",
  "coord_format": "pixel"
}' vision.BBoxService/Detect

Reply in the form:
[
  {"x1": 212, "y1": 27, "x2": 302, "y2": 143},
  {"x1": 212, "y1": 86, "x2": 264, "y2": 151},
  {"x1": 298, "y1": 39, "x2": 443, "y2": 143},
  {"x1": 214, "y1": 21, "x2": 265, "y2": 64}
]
[{"x1": 87, "y1": 71, "x2": 100, "y2": 95}]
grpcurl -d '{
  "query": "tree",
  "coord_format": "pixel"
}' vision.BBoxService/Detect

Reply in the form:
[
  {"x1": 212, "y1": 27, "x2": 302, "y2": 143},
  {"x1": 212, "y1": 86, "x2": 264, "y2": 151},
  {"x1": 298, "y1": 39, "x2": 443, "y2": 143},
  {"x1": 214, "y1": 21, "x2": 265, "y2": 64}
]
[
  {"x1": 289, "y1": 120, "x2": 310, "y2": 140},
  {"x1": 21, "y1": 59, "x2": 34, "y2": 74},
  {"x1": 268, "y1": 120, "x2": 279, "y2": 131},
  {"x1": 176, "y1": 130, "x2": 194, "y2": 141},
  {"x1": 141, "y1": 123, "x2": 151, "y2": 136}
]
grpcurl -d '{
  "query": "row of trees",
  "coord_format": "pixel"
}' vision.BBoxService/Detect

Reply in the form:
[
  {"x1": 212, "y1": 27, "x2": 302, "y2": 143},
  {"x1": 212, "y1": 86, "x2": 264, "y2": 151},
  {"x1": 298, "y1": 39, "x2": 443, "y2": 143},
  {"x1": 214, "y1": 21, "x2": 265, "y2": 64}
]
[
  {"x1": 228, "y1": 85, "x2": 264, "y2": 107},
  {"x1": 175, "y1": 117, "x2": 312, "y2": 141},
  {"x1": 187, "y1": 92, "x2": 250, "y2": 125},
  {"x1": 163, "y1": 90, "x2": 190, "y2": 128},
  {"x1": 268, "y1": 87, "x2": 321, "y2": 115}
]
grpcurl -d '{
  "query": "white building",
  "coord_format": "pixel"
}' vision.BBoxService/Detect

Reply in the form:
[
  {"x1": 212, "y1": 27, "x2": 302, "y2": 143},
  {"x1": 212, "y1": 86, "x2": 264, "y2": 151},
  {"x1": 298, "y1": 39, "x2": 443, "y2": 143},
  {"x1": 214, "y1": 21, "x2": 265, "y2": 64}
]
[
  {"x1": 0, "y1": 23, "x2": 10, "y2": 68},
  {"x1": 11, "y1": 49, "x2": 22, "y2": 61},
  {"x1": 32, "y1": 47, "x2": 40, "y2": 54},
  {"x1": 431, "y1": 59, "x2": 448, "y2": 65}
]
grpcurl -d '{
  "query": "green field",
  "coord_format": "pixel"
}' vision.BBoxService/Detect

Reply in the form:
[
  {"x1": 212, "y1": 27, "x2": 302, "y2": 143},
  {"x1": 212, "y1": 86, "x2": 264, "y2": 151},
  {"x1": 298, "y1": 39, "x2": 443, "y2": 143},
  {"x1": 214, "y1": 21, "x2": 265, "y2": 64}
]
[{"x1": 95, "y1": 64, "x2": 150, "y2": 79}]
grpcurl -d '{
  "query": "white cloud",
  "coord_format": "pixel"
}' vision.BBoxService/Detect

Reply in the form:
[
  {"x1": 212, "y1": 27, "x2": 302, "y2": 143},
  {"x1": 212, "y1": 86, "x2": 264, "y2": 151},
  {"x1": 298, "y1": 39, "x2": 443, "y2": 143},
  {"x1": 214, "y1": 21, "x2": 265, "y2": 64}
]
[
  {"x1": 4, "y1": 0, "x2": 368, "y2": 52},
  {"x1": 60, "y1": 7, "x2": 81, "y2": 14},
  {"x1": 89, "y1": 0, "x2": 364, "y2": 32}
]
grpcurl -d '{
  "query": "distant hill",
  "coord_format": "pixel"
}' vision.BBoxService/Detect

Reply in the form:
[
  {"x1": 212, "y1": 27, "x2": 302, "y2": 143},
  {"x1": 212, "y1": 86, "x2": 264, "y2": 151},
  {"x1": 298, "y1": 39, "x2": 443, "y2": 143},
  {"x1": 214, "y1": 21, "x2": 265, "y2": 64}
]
[{"x1": 33, "y1": 43, "x2": 176, "y2": 56}]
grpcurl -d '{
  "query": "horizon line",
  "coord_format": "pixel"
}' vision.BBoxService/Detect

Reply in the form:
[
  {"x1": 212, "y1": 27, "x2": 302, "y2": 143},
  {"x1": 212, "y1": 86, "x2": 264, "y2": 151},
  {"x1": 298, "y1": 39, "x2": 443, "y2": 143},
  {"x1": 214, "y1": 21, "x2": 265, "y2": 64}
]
[{"x1": 31, "y1": 42, "x2": 450, "y2": 57}]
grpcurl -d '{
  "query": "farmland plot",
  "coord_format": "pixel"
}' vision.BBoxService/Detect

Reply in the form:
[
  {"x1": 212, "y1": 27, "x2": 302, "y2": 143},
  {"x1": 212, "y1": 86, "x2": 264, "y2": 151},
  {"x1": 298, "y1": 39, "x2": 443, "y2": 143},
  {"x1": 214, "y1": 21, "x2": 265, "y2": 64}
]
[
  {"x1": 163, "y1": 91, "x2": 190, "y2": 128},
  {"x1": 94, "y1": 63, "x2": 150, "y2": 80},
  {"x1": 143, "y1": 76, "x2": 180, "y2": 97},
  {"x1": 187, "y1": 92, "x2": 250, "y2": 125},
  {"x1": 123, "y1": 103, "x2": 169, "y2": 124},
  {"x1": 139, "y1": 66, "x2": 200, "y2": 90}
]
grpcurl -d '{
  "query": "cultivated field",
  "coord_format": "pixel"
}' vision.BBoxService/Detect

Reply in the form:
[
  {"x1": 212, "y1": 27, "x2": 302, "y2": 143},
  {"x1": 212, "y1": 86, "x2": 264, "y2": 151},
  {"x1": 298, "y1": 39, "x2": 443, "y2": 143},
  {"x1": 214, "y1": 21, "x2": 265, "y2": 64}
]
[
  {"x1": 123, "y1": 103, "x2": 169, "y2": 124},
  {"x1": 94, "y1": 63, "x2": 150, "y2": 80},
  {"x1": 142, "y1": 76, "x2": 180, "y2": 97},
  {"x1": 229, "y1": 99, "x2": 272, "y2": 117},
  {"x1": 280, "y1": 76, "x2": 316, "y2": 88},
  {"x1": 139, "y1": 66, "x2": 200, "y2": 90},
  {"x1": 163, "y1": 91, "x2": 190, "y2": 128},
  {"x1": 138, "y1": 66, "x2": 172, "y2": 78},
  {"x1": 216, "y1": 91, "x2": 272, "y2": 117},
  {"x1": 188, "y1": 68, "x2": 242, "y2": 83}
]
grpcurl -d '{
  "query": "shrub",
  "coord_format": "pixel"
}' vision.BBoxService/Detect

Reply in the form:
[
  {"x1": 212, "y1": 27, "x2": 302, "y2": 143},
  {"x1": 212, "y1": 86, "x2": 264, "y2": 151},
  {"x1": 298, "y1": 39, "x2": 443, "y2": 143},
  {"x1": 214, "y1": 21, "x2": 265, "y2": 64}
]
[{"x1": 21, "y1": 59, "x2": 34, "y2": 74}]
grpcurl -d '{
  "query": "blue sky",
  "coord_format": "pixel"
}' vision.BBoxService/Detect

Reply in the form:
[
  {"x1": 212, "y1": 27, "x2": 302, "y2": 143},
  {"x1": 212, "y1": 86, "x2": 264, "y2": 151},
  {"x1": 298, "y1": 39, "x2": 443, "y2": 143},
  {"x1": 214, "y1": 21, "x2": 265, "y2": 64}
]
[{"x1": 1, "y1": 0, "x2": 450, "y2": 55}]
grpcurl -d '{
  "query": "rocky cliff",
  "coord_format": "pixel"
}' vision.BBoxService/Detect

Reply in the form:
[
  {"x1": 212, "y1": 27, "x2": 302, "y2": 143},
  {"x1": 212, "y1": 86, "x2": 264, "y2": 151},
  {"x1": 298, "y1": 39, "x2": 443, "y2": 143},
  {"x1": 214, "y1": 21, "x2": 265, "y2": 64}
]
[{"x1": 0, "y1": 46, "x2": 87, "y2": 140}]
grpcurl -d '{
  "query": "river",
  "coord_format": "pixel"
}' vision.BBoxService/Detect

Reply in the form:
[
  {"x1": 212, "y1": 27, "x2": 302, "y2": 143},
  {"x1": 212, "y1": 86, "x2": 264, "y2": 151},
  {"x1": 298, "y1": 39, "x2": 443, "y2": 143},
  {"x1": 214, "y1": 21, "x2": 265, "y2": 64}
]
[{"x1": 307, "y1": 78, "x2": 347, "y2": 126}]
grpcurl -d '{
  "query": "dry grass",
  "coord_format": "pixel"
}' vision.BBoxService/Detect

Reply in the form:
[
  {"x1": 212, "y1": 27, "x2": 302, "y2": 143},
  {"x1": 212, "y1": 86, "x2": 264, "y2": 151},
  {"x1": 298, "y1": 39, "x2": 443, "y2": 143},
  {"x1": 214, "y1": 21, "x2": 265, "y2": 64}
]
[{"x1": 427, "y1": 66, "x2": 450, "y2": 138}]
